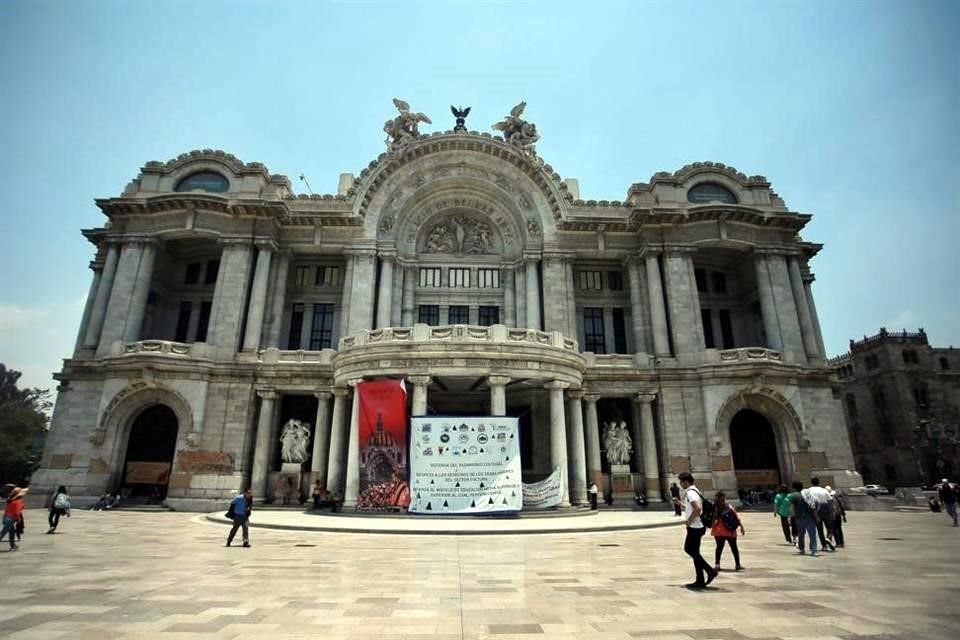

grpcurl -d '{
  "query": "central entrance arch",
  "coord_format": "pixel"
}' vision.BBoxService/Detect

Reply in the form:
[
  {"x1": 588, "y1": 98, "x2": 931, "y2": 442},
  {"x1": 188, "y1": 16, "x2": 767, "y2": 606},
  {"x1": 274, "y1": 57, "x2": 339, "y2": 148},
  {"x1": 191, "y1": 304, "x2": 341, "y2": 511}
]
[
  {"x1": 122, "y1": 404, "x2": 178, "y2": 499},
  {"x1": 729, "y1": 409, "x2": 782, "y2": 490}
]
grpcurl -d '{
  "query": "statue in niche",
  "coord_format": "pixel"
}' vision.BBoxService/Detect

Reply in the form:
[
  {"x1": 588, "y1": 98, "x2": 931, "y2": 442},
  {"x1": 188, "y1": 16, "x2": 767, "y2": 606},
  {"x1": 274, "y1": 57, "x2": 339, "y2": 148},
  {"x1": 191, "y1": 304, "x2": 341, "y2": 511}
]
[
  {"x1": 602, "y1": 421, "x2": 633, "y2": 466},
  {"x1": 492, "y1": 101, "x2": 540, "y2": 150},
  {"x1": 279, "y1": 419, "x2": 312, "y2": 464},
  {"x1": 383, "y1": 98, "x2": 431, "y2": 152},
  {"x1": 466, "y1": 221, "x2": 492, "y2": 254}
]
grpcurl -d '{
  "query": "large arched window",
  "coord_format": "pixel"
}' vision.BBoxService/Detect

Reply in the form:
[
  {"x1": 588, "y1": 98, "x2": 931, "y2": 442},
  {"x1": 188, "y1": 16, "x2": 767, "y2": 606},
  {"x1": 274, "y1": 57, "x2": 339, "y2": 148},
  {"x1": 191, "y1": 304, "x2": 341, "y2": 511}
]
[
  {"x1": 175, "y1": 171, "x2": 229, "y2": 193},
  {"x1": 687, "y1": 182, "x2": 737, "y2": 204}
]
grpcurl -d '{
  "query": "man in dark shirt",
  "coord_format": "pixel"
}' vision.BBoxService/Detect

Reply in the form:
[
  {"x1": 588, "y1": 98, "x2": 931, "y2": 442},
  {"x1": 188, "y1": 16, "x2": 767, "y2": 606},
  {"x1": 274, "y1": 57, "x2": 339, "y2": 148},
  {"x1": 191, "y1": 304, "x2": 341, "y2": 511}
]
[
  {"x1": 939, "y1": 479, "x2": 958, "y2": 527},
  {"x1": 787, "y1": 481, "x2": 818, "y2": 555}
]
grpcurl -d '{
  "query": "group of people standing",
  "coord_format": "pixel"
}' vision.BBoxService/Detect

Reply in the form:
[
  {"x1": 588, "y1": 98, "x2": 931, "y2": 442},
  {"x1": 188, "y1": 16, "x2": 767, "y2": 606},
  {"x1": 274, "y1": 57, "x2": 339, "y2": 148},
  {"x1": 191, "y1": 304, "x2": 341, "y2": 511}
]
[{"x1": 774, "y1": 478, "x2": 846, "y2": 555}]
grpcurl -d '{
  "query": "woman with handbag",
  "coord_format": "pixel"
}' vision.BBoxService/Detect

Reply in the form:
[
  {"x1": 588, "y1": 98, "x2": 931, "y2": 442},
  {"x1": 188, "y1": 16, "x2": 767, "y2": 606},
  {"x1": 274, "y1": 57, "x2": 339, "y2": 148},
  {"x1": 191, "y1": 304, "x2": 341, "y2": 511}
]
[
  {"x1": 48, "y1": 485, "x2": 71, "y2": 534},
  {"x1": 711, "y1": 491, "x2": 745, "y2": 572}
]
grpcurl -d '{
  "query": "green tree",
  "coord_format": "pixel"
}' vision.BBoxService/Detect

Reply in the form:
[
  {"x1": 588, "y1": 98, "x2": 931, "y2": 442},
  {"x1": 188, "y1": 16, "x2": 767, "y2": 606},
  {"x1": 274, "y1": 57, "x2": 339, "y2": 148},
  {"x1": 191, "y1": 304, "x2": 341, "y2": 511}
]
[{"x1": 0, "y1": 364, "x2": 51, "y2": 485}]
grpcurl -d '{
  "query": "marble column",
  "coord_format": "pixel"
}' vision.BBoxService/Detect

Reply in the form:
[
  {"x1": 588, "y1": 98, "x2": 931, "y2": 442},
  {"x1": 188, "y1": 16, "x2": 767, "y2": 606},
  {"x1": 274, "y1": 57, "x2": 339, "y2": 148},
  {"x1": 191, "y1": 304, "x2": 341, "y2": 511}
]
[
  {"x1": 662, "y1": 250, "x2": 703, "y2": 354},
  {"x1": 788, "y1": 256, "x2": 819, "y2": 359},
  {"x1": 628, "y1": 407, "x2": 644, "y2": 478},
  {"x1": 401, "y1": 264, "x2": 415, "y2": 326},
  {"x1": 515, "y1": 265, "x2": 526, "y2": 328},
  {"x1": 264, "y1": 251, "x2": 290, "y2": 348},
  {"x1": 525, "y1": 257, "x2": 541, "y2": 330},
  {"x1": 644, "y1": 252, "x2": 670, "y2": 356},
  {"x1": 566, "y1": 390, "x2": 587, "y2": 505},
  {"x1": 542, "y1": 256, "x2": 567, "y2": 334},
  {"x1": 766, "y1": 253, "x2": 805, "y2": 358},
  {"x1": 300, "y1": 304, "x2": 314, "y2": 351},
  {"x1": 208, "y1": 240, "x2": 254, "y2": 352},
  {"x1": 488, "y1": 375, "x2": 510, "y2": 416},
  {"x1": 344, "y1": 380, "x2": 362, "y2": 508},
  {"x1": 410, "y1": 375, "x2": 431, "y2": 416},
  {"x1": 503, "y1": 268, "x2": 516, "y2": 327},
  {"x1": 754, "y1": 252, "x2": 783, "y2": 350},
  {"x1": 626, "y1": 257, "x2": 648, "y2": 353},
  {"x1": 122, "y1": 240, "x2": 157, "y2": 343},
  {"x1": 75, "y1": 260, "x2": 103, "y2": 352},
  {"x1": 84, "y1": 242, "x2": 119, "y2": 349},
  {"x1": 242, "y1": 243, "x2": 274, "y2": 351},
  {"x1": 346, "y1": 250, "x2": 377, "y2": 334},
  {"x1": 583, "y1": 394, "x2": 602, "y2": 486},
  {"x1": 635, "y1": 393, "x2": 662, "y2": 501},
  {"x1": 339, "y1": 255, "x2": 355, "y2": 338},
  {"x1": 325, "y1": 387, "x2": 350, "y2": 495},
  {"x1": 251, "y1": 391, "x2": 278, "y2": 500},
  {"x1": 375, "y1": 253, "x2": 394, "y2": 329},
  {"x1": 564, "y1": 259, "x2": 577, "y2": 339},
  {"x1": 310, "y1": 391, "x2": 332, "y2": 482},
  {"x1": 545, "y1": 381, "x2": 570, "y2": 507},
  {"x1": 803, "y1": 275, "x2": 827, "y2": 357}
]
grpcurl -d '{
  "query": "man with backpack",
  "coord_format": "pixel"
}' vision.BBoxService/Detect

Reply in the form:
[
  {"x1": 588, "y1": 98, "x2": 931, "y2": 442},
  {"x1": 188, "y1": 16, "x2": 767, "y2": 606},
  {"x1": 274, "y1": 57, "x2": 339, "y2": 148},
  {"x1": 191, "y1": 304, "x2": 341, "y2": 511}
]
[
  {"x1": 938, "y1": 479, "x2": 958, "y2": 526},
  {"x1": 225, "y1": 488, "x2": 253, "y2": 547},
  {"x1": 803, "y1": 477, "x2": 836, "y2": 551},
  {"x1": 678, "y1": 472, "x2": 718, "y2": 589},
  {"x1": 788, "y1": 481, "x2": 818, "y2": 555}
]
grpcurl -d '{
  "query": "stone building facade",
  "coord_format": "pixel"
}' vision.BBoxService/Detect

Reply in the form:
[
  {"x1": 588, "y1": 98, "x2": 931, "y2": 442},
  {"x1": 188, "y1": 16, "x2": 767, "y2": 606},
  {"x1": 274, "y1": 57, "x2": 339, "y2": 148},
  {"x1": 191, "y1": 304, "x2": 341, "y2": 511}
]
[
  {"x1": 831, "y1": 328, "x2": 960, "y2": 487},
  {"x1": 33, "y1": 106, "x2": 861, "y2": 510}
]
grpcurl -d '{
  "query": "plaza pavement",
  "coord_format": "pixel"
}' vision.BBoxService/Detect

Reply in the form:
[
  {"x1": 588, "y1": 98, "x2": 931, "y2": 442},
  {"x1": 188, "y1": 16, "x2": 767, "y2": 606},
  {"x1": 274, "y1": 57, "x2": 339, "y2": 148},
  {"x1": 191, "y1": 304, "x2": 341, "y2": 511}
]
[{"x1": 0, "y1": 508, "x2": 957, "y2": 640}]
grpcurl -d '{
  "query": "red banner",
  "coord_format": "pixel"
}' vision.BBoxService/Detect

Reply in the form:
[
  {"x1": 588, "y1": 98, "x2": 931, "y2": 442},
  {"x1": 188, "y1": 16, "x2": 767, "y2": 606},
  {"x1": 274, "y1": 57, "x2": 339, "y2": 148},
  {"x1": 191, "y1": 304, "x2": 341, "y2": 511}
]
[{"x1": 357, "y1": 379, "x2": 410, "y2": 510}]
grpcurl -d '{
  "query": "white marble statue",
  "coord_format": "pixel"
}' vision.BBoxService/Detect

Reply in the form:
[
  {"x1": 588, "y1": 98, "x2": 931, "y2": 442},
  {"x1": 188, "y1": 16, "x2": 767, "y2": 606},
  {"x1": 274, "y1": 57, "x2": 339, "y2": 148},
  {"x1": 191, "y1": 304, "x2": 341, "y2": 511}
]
[
  {"x1": 603, "y1": 420, "x2": 633, "y2": 466},
  {"x1": 279, "y1": 419, "x2": 312, "y2": 463}
]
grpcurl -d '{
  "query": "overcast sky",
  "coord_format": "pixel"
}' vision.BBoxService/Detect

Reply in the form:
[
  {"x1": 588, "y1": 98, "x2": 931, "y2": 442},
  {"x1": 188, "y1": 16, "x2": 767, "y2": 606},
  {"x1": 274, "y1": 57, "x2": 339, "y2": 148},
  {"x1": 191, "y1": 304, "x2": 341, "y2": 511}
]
[{"x1": 1, "y1": 0, "x2": 957, "y2": 392}]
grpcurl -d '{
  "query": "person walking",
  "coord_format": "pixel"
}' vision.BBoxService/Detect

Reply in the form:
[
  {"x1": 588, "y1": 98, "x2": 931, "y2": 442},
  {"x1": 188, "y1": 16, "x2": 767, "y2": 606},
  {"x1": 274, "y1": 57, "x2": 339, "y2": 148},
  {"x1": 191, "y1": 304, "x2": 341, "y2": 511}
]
[
  {"x1": 1, "y1": 487, "x2": 29, "y2": 551},
  {"x1": 678, "y1": 472, "x2": 718, "y2": 589},
  {"x1": 588, "y1": 482, "x2": 599, "y2": 510},
  {"x1": 803, "y1": 477, "x2": 836, "y2": 551},
  {"x1": 939, "y1": 478, "x2": 958, "y2": 527},
  {"x1": 225, "y1": 489, "x2": 253, "y2": 547},
  {"x1": 787, "y1": 481, "x2": 818, "y2": 556},
  {"x1": 826, "y1": 486, "x2": 847, "y2": 547},
  {"x1": 670, "y1": 482, "x2": 682, "y2": 516},
  {"x1": 711, "y1": 491, "x2": 745, "y2": 572},
  {"x1": 47, "y1": 486, "x2": 71, "y2": 534},
  {"x1": 773, "y1": 484, "x2": 793, "y2": 545}
]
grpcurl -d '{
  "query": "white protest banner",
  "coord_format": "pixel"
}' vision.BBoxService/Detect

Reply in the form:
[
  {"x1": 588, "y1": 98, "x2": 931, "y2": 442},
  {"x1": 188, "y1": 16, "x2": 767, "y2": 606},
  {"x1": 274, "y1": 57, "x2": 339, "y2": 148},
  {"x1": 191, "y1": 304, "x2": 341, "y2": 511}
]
[
  {"x1": 409, "y1": 416, "x2": 522, "y2": 514},
  {"x1": 522, "y1": 466, "x2": 564, "y2": 509}
]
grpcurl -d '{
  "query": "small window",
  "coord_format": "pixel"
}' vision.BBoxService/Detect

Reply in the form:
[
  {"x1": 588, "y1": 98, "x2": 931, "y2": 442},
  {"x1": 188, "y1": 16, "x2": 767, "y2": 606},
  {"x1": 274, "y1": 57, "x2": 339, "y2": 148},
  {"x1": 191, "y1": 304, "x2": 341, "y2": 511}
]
[
  {"x1": 711, "y1": 271, "x2": 727, "y2": 294},
  {"x1": 694, "y1": 268, "x2": 707, "y2": 293},
  {"x1": 294, "y1": 266, "x2": 311, "y2": 287},
  {"x1": 287, "y1": 304, "x2": 305, "y2": 349},
  {"x1": 578, "y1": 271, "x2": 602, "y2": 290},
  {"x1": 175, "y1": 301, "x2": 192, "y2": 342},
  {"x1": 419, "y1": 268, "x2": 442, "y2": 288},
  {"x1": 701, "y1": 308, "x2": 715, "y2": 349},
  {"x1": 612, "y1": 308, "x2": 627, "y2": 354},
  {"x1": 184, "y1": 262, "x2": 202, "y2": 285},
  {"x1": 449, "y1": 268, "x2": 471, "y2": 288},
  {"x1": 865, "y1": 354, "x2": 880, "y2": 370},
  {"x1": 583, "y1": 307, "x2": 605, "y2": 354},
  {"x1": 310, "y1": 304, "x2": 334, "y2": 350},
  {"x1": 175, "y1": 171, "x2": 229, "y2": 193},
  {"x1": 719, "y1": 309, "x2": 734, "y2": 349},
  {"x1": 195, "y1": 301, "x2": 212, "y2": 342},
  {"x1": 448, "y1": 305, "x2": 469, "y2": 324},
  {"x1": 478, "y1": 306, "x2": 499, "y2": 326},
  {"x1": 478, "y1": 268, "x2": 500, "y2": 289},
  {"x1": 204, "y1": 260, "x2": 220, "y2": 285},
  {"x1": 687, "y1": 182, "x2": 737, "y2": 204},
  {"x1": 845, "y1": 394, "x2": 858, "y2": 421},
  {"x1": 315, "y1": 266, "x2": 340, "y2": 287},
  {"x1": 941, "y1": 357, "x2": 950, "y2": 370},
  {"x1": 913, "y1": 386, "x2": 928, "y2": 407},
  {"x1": 607, "y1": 271, "x2": 623, "y2": 291},
  {"x1": 418, "y1": 305, "x2": 440, "y2": 326}
]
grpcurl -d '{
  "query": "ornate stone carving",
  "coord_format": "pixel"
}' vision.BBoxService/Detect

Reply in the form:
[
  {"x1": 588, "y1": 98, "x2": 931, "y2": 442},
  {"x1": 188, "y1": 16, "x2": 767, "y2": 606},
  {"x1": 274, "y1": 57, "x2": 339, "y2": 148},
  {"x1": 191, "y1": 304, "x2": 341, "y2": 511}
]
[
  {"x1": 602, "y1": 421, "x2": 633, "y2": 466},
  {"x1": 492, "y1": 101, "x2": 539, "y2": 150},
  {"x1": 527, "y1": 220, "x2": 541, "y2": 237},
  {"x1": 279, "y1": 419, "x2": 312, "y2": 463},
  {"x1": 383, "y1": 98, "x2": 431, "y2": 153},
  {"x1": 379, "y1": 214, "x2": 394, "y2": 233},
  {"x1": 423, "y1": 216, "x2": 494, "y2": 254},
  {"x1": 450, "y1": 105, "x2": 471, "y2": 132}
]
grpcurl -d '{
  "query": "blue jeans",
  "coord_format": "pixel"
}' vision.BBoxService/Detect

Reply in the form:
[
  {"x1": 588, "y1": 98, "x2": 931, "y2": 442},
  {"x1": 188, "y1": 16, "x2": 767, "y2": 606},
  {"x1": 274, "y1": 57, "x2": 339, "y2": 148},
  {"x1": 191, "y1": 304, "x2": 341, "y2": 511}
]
[
  {"x1": 0, "y1": 516, "x2": 16, "y2": 548},
  {"x1": 796, "y1": 516, "x2": 818, "y2": 553}
]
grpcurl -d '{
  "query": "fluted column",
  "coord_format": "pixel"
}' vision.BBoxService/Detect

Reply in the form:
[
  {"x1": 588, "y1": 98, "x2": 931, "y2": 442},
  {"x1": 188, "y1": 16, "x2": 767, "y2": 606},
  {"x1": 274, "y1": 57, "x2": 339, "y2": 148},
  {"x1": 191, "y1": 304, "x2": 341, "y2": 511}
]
[
  {"x1": 503, "y1": 267, "x2": 516, "y2": 327},
  {"x1": 566, "y1": 389, "x2": 587, "y2": 505},
  {"x1": 242, "y1": 243, "x2": 274, "y2": 351},
  {"x1": 515, "y1": 265, "x2": 526, "y2": 328},
  {"x1": 208, "y1": 240, "x2": 255, "y2": 352},
  {"x1": 251, "y1": 391, "x2": 278, "y2": 500},
  {"x1": 754, "y1": 252, "x2": 783, "y2": 350},
  {"x1": 83, "y1": 242, "x2": 119, "y2": 349},
  {"x1": 662, "y1": 249, "x2": 702, "y2": 354},
  {"x1": 583, "y1": 394, "x2": 602, "y2": 486},
  {"x1": 644, "y1": 252, "x2": 670, "y2": 356},
  {"x1": 626, "y1": 257, "x2": 648, "y2": 353},
  {"x1": 788, "y1": 256, "x2": 819, "y2": 359},
  {"x1": 803, "y1": 274, "x2": 827, "y2": 357},
  {"x1": 635, "y1": 393, "x2": 662, "y2": 501},
  {"x1": 344, "y1": 380, "x2": 362, "y2": 508},
  {"x1": 564, "y1": 259, "x2": 577, "y2": 339},
  {"x1": 488, "y1": 375, "x2": 510, "y2": 416},
  {"x1": 375, "y1": 253, "x2": 394, "y2": 329},
  {"x1": 325, "y1": 387, "x2": 350, "y2": 494},
  {"x1": 545, "y1": 381, "x2": 570, "y2": 507},
  {"x1": 346, "y1": 250, "x2": 377, "y2": 334},
  {"x1": 264, "y1": 251, "x2": 290, "y2": 348},
  {"x1": 123, "y1": 240, "x2": 157, "y2": 343},
  {"x1": 310, "y1": 391, "x2": 332, "y2": 481},
  {"x1": 401, "y1": 264, "x2": 415, "y2": 326},
  {"x1": 410, "y1": 375, "x2": 431, "y2": 416},
  {"x1": 97, "y1": 240, "x2": 144, "y2": 354},
  {"x1": 339, "y1": 255, "x2": 355, "y2": 338},
  {"x1": 75, "y1": 260, "x2": 103, "y2": 351},
  {"x1": 525, "y1": 257, "x2": 541, "y2": 330}
]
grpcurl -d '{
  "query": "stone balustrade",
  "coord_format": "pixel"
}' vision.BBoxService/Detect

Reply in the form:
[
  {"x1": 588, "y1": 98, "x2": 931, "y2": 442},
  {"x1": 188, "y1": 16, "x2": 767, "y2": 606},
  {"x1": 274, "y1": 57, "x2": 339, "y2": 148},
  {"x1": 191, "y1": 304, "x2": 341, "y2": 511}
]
[
  {"x1": 115, "y1": 340, "x2": 195, "y2": 356},
  {"x1": 338, "y1": 324, "x2": 579, "y2": 353},
  {"x1": 717, "y1": 347, "x2": 783, "y2": 363}
]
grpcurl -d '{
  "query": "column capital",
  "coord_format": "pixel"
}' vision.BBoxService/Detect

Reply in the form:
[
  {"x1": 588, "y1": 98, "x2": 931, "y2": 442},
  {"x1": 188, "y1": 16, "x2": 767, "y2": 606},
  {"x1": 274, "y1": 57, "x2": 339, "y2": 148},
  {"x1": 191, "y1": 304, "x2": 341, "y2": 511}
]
[
  {"x1": 408, "y1": 375, "x2": 432, "y2": 387},
  {"x1": 344, "y1": 247, "x2": 377, "y2": 258},
  {"x1": 117, "y1": 234, "x2": 158, "y2": 247},
  {"x1": 377, "y1": 249, "x2": 397, "y2": 261},
  {"x1": 347, "y1": 378, "x2": 364, "y2": 388},
  {"x1": 256, "y1": 389, "x2": 278, "y2": 401},
  {"x1": 523, "y1": 251, "x2": 541, "y2": 262},
  {"x1": 314, "y1": 390, "x2": 333, "y2": 401},
  {"x1": 634, "y1": 392, "x2": 656, "y2": 405},
  {"x1": 583, "y1": 393, "x2": 601, "y2": 404},
  {"x1": 638, "y1": 246, "x2": 662, "y2": 259},
  {"x1": 217, "y1": 236, "x2": 253, "y2": 247},
  {"x1": 488, "y1": 375, "x2": 511, "y2": 387},
  {"x1": 89, "y1": 259, "x2": 104, "y2": 271},
  {"x1": 544, "y1": 380, "x2": 570, "y2": 391},
  {"x1": 661, "y1": 244, "x2": 697, "y2": 256},
  {"x1": 254, "y1": 239, "x2": 278, "y2": 252},
  {"x1": 332, "y1": 387, "x2": 351, "y2": 398},
  {"x1": 567, "y1": 388, "x2": 585, "y2": 400}
]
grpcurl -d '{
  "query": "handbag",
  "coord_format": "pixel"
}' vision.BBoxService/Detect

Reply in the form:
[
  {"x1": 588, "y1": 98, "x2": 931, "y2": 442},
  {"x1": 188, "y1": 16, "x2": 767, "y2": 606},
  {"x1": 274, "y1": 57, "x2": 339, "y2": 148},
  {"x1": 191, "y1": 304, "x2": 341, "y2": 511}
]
[{"x1": 224, "y1": 509, "x2": 234, "y2": 520}]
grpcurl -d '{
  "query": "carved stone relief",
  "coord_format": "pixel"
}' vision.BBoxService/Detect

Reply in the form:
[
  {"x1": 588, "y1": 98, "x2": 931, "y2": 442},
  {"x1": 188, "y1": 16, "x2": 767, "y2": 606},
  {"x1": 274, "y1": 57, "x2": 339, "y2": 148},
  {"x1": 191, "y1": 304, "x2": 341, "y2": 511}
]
[{"x1": 423, "y1": 216, "x2": 495, "y2": 254}]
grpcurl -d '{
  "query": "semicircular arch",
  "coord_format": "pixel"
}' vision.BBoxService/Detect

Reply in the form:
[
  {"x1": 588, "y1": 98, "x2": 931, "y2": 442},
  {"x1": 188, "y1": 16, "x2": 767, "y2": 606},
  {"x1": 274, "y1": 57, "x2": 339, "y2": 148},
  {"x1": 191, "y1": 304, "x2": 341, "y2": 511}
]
[{"x1": 714, "y1": 386, "x2": 805, "y2": 464}]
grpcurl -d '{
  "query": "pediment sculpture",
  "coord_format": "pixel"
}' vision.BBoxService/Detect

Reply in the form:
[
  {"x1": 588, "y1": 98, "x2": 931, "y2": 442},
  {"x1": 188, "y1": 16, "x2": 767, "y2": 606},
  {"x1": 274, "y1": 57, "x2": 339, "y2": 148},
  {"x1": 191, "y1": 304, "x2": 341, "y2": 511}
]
[
  {"x1": 492, "y1": 101, "x2": 540, "y2": 151},
  {"x1": 384, "y1": 98, "x2": 431, "y2": 153},
  {"x1": 424, "y1": 216, "x2": 494, "y2": 254}
]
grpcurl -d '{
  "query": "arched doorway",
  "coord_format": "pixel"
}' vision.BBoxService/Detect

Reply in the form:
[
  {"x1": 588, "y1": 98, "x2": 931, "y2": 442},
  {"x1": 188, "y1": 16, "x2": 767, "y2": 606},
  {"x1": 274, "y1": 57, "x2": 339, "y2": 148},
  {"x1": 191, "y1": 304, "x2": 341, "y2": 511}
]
[
  {"x1": 122, "y1": 404, "x2": 178, "y2": 500},
  {"x1": 730, "y1": 409, "x2": 782, "y2": 492}
]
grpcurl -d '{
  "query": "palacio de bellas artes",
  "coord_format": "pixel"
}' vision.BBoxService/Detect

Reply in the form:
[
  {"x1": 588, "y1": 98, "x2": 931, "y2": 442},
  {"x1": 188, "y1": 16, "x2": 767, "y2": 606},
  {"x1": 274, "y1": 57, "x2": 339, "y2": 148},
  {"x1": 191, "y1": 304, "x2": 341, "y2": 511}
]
[{"x1": 31, "y1": 99, "x2": 862, "y2": 513}]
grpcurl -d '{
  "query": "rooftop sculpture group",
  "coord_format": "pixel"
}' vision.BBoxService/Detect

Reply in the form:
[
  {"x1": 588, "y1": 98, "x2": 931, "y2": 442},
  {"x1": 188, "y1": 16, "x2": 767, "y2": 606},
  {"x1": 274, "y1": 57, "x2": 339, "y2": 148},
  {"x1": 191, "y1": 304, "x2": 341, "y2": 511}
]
[
  {"x1": 383, "y1": 99, "x2": 539, "y2": 152},
  {"x1": 492, "y1": 101, "x2": 540, "y2": 151},
  {"x1": 383, "y1": 98, "x2": 432, "y2": 153}
]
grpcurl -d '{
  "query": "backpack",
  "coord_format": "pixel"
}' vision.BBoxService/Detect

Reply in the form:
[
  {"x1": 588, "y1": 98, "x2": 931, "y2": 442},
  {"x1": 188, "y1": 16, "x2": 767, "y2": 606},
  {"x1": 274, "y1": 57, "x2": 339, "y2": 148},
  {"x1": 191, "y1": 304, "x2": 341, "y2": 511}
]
[
  {"x1": 719, "y1": 507, "x2": 739, "y2": 531},
  {"x1": 816, "y1": 499, "x2": 836, "y2": 522},
  {"x1": 694, "y1": 489, "x2": 714, "y2": 528},
  {"x1": 54, "y1": 493, "x2": 70, "y2": 510}
]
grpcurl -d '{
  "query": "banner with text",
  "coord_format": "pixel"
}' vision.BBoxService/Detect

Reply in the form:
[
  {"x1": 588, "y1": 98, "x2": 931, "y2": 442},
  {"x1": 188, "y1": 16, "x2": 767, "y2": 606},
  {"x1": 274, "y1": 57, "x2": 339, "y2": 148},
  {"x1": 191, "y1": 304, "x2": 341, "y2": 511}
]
[
  {"x1": 357, "y1": 379, "x2": 410, "y2": 510},
  {"x1": 522, "y1": 466, "x2": 564, "y2": 509},
  {"x1": 409, "y1": 416, "x2": 522, "y2": 514}
]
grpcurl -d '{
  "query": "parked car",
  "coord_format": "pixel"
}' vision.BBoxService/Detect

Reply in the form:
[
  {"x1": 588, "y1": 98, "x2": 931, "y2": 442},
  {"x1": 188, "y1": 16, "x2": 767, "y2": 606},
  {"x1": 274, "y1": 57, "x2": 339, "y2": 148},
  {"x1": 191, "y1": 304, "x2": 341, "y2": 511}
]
[{"x1": 849, "y1": 484, "x2": 890, "y2": 496}]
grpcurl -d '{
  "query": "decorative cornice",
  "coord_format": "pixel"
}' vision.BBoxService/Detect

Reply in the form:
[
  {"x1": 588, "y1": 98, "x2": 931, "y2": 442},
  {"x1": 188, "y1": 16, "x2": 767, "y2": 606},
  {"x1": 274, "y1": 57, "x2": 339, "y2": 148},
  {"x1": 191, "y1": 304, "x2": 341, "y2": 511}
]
[
  {"x1": 629, "y1": 161, "x2": 770, "y2": 195},
  {"x1": 142, "y1": 149, "x2": 290, "y2": 188}
]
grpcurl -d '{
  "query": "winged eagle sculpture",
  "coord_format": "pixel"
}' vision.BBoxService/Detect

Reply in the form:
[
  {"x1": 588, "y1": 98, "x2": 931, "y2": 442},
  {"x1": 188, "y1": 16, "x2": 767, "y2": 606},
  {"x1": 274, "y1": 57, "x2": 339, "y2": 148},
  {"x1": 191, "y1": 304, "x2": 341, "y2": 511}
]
[
  {"x1": 492, "y1": 101, "x2": 539, "y2": 150},
  {"x1": 384, "y1": 98, "x2": 432, "y2": 152}
]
